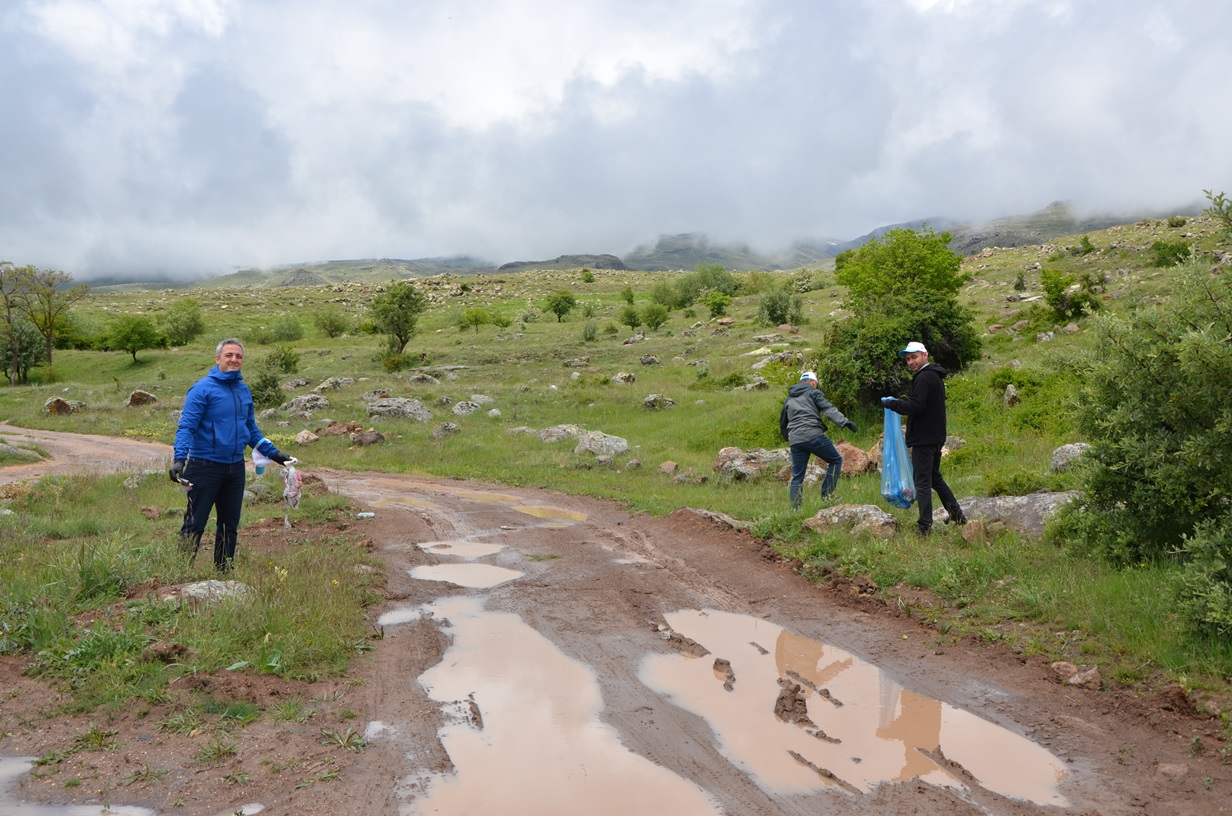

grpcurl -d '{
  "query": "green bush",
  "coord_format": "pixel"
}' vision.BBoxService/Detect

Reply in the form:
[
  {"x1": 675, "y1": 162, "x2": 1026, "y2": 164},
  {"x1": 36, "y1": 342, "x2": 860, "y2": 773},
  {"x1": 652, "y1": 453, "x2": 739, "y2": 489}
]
[
  {"x1": 270, "y1": 315, "x2": 305, "y2": 342},
  {"x1": 757, "y1": 288, "x2": 801, "y2": 326},
  {"x1": 641, "y1": 303, "x2": 669, "y2": 331},
  {"x1": 1177, "y1": 512, "x2": 1232, "y2": 638},
  {"x1": 580, "y1": 320, "x2": 598, "y2": 342},
  {"x1": 1149, "y1": 240, "x2": 1192, "y2": 268},
  {"x1": 619, "y1": 304, "x2": 642, "y2": 330},
  {"x1": 701, "y1": 290, "x2": 731, "y2": 318},
  {"x1": 161, "y1": 299, "x2": 205, "y2": 347},
  {"x1": 312, "y1": 305, "x2": 352, "y2": 338},
  {"x1": 265, "y1": 345, "x2": 300, "y2": 374},
  {"x1": 1066, "y1": 254, "x2": 1232, "y2": 564},
  {"x1": 1041, "y1": 268, "x2": 1101, "y2": 321},
  {"x1": 248, "y1": 360, "x2": 285, "y2": 408}
]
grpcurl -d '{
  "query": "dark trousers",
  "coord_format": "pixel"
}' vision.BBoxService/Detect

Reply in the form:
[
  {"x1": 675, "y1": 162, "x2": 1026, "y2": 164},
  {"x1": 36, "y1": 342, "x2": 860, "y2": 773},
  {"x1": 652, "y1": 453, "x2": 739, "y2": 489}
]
[
  {"x1": 178, "y1": 459, "x2": 247, "y2": 571},
  {"x1": 789, "y1": 435, "x2": 843, "y2": 508},
  {"x1": 910, "y1": 443, "x2": 963, "y2": 532}
]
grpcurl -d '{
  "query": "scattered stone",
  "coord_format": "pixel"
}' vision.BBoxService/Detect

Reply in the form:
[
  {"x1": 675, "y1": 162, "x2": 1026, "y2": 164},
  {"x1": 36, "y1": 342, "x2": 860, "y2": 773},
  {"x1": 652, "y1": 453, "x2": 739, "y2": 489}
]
[
  {"x1": 540, "y1": 424, "x2": 586, "y2": 443},
  {"x1": 625, "y1": 459, "x2": 641, "y2": 470},
  {"x1": 126, "y1": 389, "x2": 158, "y2": 407},
  {"x1": 961, "y1": 521, "x2": 988, "y2": 543},
  {"x1": 834, "y1": 441, "x2": 874, "y2": 475},
  {"x1": 433, "y1": 422, "x2": 460, "y2": 438},
  {"x1": 142, "y1": 641, "x2": 190, "y2": 664},
  {"x1": 159, "y1": 580, "x2": 254, "y2": 605},
  {"x1": 643, "y1": 394, "x2": 676, "y2": 410},
  {"x1": 944, "y1": 492, "x2": 1077, "y2": 537},
  {"x1": 593, "y1": 455, "x2": 614, "y2": 468},
  {"x1": 282, "y1": 394, "x2": 330, "y2": 417},
  {"x1": 437, "y1": 395, "x2": 454, "y2": 406},
  {"x1": 563, "y1": 357, "x2": 590, "y2": 367},
  {"x1": 1062, "y1": 322, "x2": 1080, "y2": 334},
  {"x1": 639, "y1": 355, "x2": 661, "y2": 365},
  {"x1": 350, "y1": 430, "x2": 385, "y2": 446},
  {"x1": 575, "y1": 431, "x2": 630, "y2": 456},
  {"x1": 804, "y1": 505, "x2": 898, "y2": 538},
  {"x1": 681, "y1": 507, "x2": 752, "y2": 531},
  {"x1": 407, "y1": 373, "x2": 441, "y2": 385},
  {"x1": 43, "y1": 397, "x2": 86, "y2": 415},
  {"x1": 611, "y1": 371, "x2": 636, "y2": 384},
  {"x1": 295, "y1": 430, "x2": 319, "y2": 445},
  {"x1": 362, "y1": 388, "x2": 391, "y2": 401},
  {"x1": 367, "y1": 397, "x2": 432, "y2": 421},
  {"x1": 659, "y1": 461, "x2": 679, "y2": 475},
  {"x1": 713, "y1": 446, "x2": 789, "y2": 480},
  {"x1": 318, "y1": 421, "x2": 364, "y2": 437},
  {"x1": 470, "y1": 394, "x2": 495, "y2": 405},
  {"x1": 1036, "y1": 331, "x2": 1055, "y2": 342},
  {"x1": 1004, "y1": 384, "x2": 1020, "y2": 407},
  {"x1": 123, "y1": 471, "x2": 158, "y2": 489},
  {"x1": 1050, "y1": 443, "x2": 1091, "y2": 472},
  {"x1": 943, "y1": 435, "x2": 966, "y2": 453},
  {"x1": 313, "y1": 376, "x2": 354, "y2": 393}
]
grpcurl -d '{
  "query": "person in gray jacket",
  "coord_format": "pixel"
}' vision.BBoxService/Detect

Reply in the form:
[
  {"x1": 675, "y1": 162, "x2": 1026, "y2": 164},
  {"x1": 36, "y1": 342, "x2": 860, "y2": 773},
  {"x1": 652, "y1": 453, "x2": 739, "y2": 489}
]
[{"x1": 780, "y1": 371, "x2": 857, "y2": 509}]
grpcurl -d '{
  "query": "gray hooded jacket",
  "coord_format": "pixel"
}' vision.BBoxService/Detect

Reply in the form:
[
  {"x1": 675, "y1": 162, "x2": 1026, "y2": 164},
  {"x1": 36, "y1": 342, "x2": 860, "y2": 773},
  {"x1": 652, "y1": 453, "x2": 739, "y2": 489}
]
[{"x1": 779, "y1": 381, "x2": 850, "y2": 445}]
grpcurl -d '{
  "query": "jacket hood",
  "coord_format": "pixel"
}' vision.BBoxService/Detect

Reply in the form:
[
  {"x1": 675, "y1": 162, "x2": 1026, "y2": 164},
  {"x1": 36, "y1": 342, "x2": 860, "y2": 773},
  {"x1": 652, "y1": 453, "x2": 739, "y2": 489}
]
[
  {"x1": 207, "y1": 366, "x2": 243, "y2": 383},
  {"x1": 787, "y1": 381, "x2": 815, "y2": 397},
  {"x1": 918, "y1": 362, "x2": 949, "y2": 379}
]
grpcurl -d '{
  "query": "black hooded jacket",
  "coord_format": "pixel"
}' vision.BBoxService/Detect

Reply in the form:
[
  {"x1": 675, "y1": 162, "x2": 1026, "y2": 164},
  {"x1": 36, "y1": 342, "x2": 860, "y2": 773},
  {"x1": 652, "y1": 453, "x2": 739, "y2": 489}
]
[{"x1": 883, "y1": 362, "x2": 948, "y2": 447}]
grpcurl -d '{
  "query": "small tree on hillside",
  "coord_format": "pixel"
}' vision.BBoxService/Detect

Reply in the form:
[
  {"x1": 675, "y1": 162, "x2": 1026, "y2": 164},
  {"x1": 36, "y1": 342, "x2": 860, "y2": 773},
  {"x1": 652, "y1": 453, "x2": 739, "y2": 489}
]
[
  {"x1": 15, "y1": 266, "x2": 90, "y2": 365},
  {"x1": 313, "y1": 303, "x2": 353, "y2": 338},
  {"x1": 544, "y1": 290, "x2": 577, "y2": 322},
  {"x1": 619, "y1": 304, "x2": 642, "y2": 331},
  {"x1": 161, "y1": 298, "x2": 205, "y2": 347},
  {"x1": 641, "y1": 303, "x2": 669, "y2": 331},
  {"x1": 109, "y1": 315, "x2": 162, "y2": 363},
  {"x1": 369, "y1": 281, "x2": 427, "y2": 355}
]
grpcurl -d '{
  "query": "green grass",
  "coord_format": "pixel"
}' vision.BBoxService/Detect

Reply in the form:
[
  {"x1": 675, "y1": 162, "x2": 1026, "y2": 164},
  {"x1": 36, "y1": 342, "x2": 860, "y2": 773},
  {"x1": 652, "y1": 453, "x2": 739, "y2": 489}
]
[{"x1": 2, "y1": 212, "x2": 1231, "y2": 714}]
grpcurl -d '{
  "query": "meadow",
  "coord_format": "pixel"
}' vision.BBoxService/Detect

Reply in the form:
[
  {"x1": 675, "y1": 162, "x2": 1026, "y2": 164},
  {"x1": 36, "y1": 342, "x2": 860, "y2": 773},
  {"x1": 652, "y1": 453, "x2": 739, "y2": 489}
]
[{"x1": 1, "y1": 212, "x2": 1229, "y2": 736}]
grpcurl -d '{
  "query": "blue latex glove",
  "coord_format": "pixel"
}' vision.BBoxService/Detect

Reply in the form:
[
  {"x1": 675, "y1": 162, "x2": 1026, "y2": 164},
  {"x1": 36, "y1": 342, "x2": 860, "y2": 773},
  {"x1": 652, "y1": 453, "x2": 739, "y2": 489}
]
[{"x1": 880, "y1": 396, "x2": 894, "y2": 405}]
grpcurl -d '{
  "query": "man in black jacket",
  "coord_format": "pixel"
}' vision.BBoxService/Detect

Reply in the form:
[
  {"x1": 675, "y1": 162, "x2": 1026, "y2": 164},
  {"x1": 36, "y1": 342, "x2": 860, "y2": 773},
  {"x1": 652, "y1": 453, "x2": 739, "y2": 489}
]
[
  {"x1": 881, "y1": 342, "x2": 967, "y2": 534},
  {"x1": 780, "y1": 371, "x2": 857, "y2": 509}
]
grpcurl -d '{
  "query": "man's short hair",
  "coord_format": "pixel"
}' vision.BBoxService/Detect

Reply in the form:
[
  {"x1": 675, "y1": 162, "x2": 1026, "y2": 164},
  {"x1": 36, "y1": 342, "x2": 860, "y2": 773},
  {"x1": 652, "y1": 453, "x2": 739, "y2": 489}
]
[{"x1": 215, "y1": 338, "x2": 245, "y2": 356}]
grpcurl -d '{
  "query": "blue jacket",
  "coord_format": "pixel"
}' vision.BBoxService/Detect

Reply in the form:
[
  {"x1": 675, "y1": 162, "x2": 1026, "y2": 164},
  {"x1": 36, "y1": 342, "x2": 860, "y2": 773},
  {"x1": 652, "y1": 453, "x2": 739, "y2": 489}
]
[{"x1": 173, "y1": 366, "x2": 282, "y2": 464}]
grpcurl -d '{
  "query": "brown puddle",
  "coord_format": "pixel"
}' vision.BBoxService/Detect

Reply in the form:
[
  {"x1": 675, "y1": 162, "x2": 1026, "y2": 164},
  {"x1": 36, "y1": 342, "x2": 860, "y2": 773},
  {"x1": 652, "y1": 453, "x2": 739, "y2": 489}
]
[
  {"x1": 409, "y1": 597, "x2": 721, "y2": 814},
  {"x1": 512, "y1": 505, "x2": 587, "y2": 523},
  {"x1": 417, "y1": 540, "x2": 506, "y2": 558},
  {"x1": 409, "y1": 564, "x2": 524, "y2": 588},
  {"x1": 640, "y1": 609, "x2": 1069, "y2": 807},
  {"x1": 371, "y1": 497, "x2": 439, "y2": 509}
]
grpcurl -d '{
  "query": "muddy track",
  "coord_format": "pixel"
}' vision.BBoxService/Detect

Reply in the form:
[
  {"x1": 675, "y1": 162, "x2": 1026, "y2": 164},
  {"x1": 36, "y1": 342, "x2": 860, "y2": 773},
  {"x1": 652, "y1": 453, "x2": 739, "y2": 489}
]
[{"x1": 1, "y1": 426, "x2": 1228, "y2": 815}]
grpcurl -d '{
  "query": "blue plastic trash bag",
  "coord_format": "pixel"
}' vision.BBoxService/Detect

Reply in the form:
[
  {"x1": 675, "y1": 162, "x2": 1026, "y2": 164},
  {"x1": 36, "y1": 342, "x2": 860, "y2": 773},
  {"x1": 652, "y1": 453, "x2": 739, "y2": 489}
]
[{"x1": 881, "y1": 408, "x2": 916, "y2": 509}]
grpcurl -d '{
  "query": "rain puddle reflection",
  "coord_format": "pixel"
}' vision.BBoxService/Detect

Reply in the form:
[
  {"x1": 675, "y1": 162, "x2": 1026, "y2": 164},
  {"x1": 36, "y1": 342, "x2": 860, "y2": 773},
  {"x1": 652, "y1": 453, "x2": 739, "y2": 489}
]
[
  {"x1": 417, "y1": 540, "x2": 506, "y2": 558},
  {"x1": 640, "y1": 609, "x2": 1069, "y2": 807},
  {"x1": 409, "y1": 564, "x2": 523, "y2": 588},
  {"x1": 378, "y1": 607, "x2": 424, "y2": 626},
  {"x1": 405, "y1": 597, "x2": 721, "y2": 815},
  {"x1": 512, "y1": 506, "x2": 587, "y2": 523},
  {"x1": 0, "y1": 757, "x2": 264, "y2": 816}
]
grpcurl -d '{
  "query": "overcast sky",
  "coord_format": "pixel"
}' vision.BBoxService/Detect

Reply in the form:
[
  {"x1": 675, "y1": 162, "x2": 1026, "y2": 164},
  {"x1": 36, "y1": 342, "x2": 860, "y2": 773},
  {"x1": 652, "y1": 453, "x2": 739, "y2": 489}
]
[{"x1": 2, "y1": 0, "x2": 1228, "y2": 280}]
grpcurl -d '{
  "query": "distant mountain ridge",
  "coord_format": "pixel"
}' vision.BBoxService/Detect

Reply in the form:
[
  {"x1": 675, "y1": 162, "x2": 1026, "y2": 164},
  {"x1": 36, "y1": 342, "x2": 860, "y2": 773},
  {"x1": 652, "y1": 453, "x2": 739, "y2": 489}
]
[{"x1": 89, "y1": 201, "x2": 1202, "y2": 291}]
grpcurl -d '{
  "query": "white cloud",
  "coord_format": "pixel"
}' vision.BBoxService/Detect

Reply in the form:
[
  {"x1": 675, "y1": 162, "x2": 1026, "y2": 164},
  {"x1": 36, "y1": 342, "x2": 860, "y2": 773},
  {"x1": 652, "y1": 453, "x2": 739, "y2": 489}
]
[{"x1": 1, "y1": 0, "x2": 1229, "y2": 279}]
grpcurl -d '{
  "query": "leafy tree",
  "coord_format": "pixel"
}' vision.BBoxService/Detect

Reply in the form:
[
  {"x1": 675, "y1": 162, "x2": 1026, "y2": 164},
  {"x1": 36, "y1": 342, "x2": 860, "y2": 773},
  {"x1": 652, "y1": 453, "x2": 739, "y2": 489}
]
[
  {"x1": 247, "y1": 358, "x2": 285, "y2": 408},
  {"x1": 369, "y1": 281, "x2": 427, "y2": 355},
  {"x1": 544, "y1": 290, "x2": 577, "y2": 322},
  {"x1": 14, "y1": 266, "x2": 90, "y2": 365},
  {"x1": 702, "y1": 290, "x2": 731, "y2": 318},
  {"x1": 0, "y1": 261, "x2": 23, "y2": 384},
  {"x1": 1149, "y1": 240, "x2": 1192, "y2": 268},
  {"x1": 313, "y1": 304, "x2": 352, "y2": 338},
  {"x1": 1057, "y1": 254, "x2": 1232, "y2": 567},
  {"x1": 580, "y1": 269, "x2": 595, "y2": 283},
  {"x1": 669, "y1": 263, "x2": 738, "y2": 309},
  {"x1": 1204, "y1": 188, "x2": 1232, "y2": 238},
  {"x1": 641, "y1": 303, "x2": 669, "y2": 331},
  {"x1": 650, "y1": 280, "x2": 675, "y2": 308},
  {"x1": 0, "y1": 317, "x2": 43, "y2": 384},
  {"x1": 109, "y1": 315, "x2": 162, "y2": 363},
  {"x1": 814, "y1": 228, "x2": 980, "y2": 406},
  {"x1": 161, "y1": 298, "x2": 205, "y2": 347},
  {"x1": 836, "y1": 227, "x2": 968, "y2": 301},
  {"x1": 1041, "y1": 268, "x2": 1101, "y2": 321},
  {"x1": 757, "y1": 287, "x2": 802, "y2": 326},
  {"x1": 619, "y1": 287, "x2": 635, "y2": 305},
  {"x1": 618, "y1": 304, "x2": 642, "y2": 331},
  {"x1": 458, "y1": 307, "x2": 493, "y2": 332}
]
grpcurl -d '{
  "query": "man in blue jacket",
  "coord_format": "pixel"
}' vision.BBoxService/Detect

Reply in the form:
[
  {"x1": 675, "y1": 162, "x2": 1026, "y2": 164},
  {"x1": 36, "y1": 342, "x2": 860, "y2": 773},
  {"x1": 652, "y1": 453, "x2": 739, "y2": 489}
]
[
  {"x1": 170, "y1": 338, "x2": 293, "y2": 571},
  {"x1": 780, "y1": 371, "x2": 857, "y2": 509},
  {"x1": 881, "y1": 341, "x2": 967, "y2": 535}
]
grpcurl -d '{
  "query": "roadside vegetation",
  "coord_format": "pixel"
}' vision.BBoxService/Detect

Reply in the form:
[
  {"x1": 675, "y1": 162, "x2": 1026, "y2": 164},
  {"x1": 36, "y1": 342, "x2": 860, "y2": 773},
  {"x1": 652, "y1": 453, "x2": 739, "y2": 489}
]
[{"x1": 1, "y1": 200, "x2": 1230, "y2": 742}]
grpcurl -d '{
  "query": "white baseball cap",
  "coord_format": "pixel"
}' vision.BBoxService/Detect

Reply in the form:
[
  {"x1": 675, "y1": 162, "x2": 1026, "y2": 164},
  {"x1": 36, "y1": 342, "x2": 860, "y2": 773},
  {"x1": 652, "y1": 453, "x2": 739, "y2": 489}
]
[
  {"x1": 799, "y1": 371, "x2": 817, "y2": 381},
  {"x1": 898, "y1": 341, "x2": 928, "y2": 356}
]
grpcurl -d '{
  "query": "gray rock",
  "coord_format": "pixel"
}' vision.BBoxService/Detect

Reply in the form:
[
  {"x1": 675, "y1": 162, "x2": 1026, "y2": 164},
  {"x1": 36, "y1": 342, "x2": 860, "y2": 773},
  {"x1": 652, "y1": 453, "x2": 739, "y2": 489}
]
[
  {"x1": 313, "y1": 376, "x2": 354, "y2": 393},
  {"x1": 643, "y1": 394, "x2": 676, "y2": 410},
  {"x1": 126, "y1": 389, "x2": 158, "y2": 407},
  {"x1": 944, "y1": 492, "x2": 1079, "y2": 537},
  {"x1": 282, "y1": 394, "x2": 330, "y2": 417},
  {"x1": 407, "y1": 373, "x2": 441, "y2": 385},
  {"x1": 804, "y1": 505, "x2": 898, "y2": 538},
  {"x1": 433, "y1": 422, "x2": 460, "y2": 438},
  {"x1": 540, "y1": 424, "x2": 586, "y2": 443},
  {"x1": 160, "y1": 580, "x2": 254, "y2": 604},
  {"x1": 611, "y1": 371, "x2": 636, "y2": 384},
  {"x1": 1050, "y1": 443, "x2": 1091, "y2": 472},
  {"x1": 452, "y1": 401, "x2": 480, "y2": 415},
  {"x1": 367, "y1": 397, "x2": 432, "y2": 422},
  {"x1": 574, "y1": 430, "x2": 630, "y2": 456},
  {"x1": 43, "y1": 397, "x2": 86, "y2": 415}
]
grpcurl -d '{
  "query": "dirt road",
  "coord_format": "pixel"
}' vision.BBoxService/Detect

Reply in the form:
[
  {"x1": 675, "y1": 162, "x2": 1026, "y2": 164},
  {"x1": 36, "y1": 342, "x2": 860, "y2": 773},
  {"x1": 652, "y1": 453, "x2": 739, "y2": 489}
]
[{"x1": 0, "y1": 426, "x2": 1228, "y2": 815}]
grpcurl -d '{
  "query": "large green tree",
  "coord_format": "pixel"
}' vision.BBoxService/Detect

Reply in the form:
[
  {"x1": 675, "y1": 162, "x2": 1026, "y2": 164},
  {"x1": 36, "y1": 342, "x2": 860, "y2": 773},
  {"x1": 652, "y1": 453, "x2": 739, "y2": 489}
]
[
  {"x1": 815, "y1": 228, "x2": 979, "y2": 407},
  {"x1": 369, "y1": 281, "x2": 428, "y2": 355},
  {"x1": 15, "y1": 266, "x2": 90, "y2": 365},
  {"x1": 161, "y1": 298, "x2": 205, "y2": 347},
  {"x1": 544, "y1": 290, "x2": 577, "y2": 322},
  {"x1": 109, "y1": 315, "x2": 162, "y2": 363}
]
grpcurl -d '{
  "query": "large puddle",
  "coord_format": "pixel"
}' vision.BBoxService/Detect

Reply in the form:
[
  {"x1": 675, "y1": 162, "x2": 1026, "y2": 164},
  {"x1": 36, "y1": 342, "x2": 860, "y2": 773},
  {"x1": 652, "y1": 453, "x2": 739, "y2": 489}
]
[
  {"x1": 416, "y1": 540, "x2": 506, "y2": 558},
  {"x1": 640, "y1": 609, "x2": 1069, "y2": 807},
  {"x1": 409, "y1": 564, "x2": 524, "y2": 588},
  {"x1": 404, "y1": 596, "x2": 722, "y2": 815}
]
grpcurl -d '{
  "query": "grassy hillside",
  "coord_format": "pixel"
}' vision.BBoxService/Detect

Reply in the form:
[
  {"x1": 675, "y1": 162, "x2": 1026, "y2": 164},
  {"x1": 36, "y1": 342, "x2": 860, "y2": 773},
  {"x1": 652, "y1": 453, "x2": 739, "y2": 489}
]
[{"x1": 3, "y1": 211, "x2": 1231, "y2": 718}]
